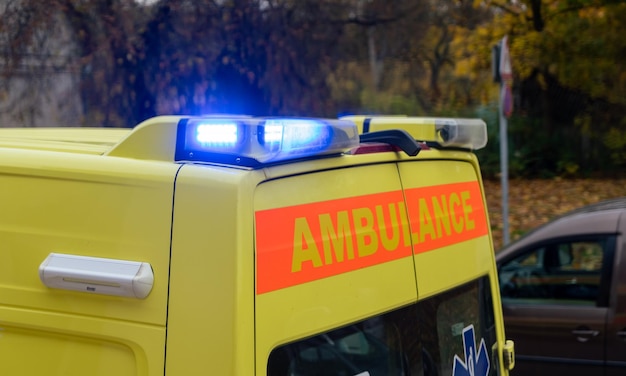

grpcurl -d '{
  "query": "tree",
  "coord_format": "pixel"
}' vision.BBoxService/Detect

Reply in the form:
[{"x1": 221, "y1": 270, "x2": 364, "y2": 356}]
[
  {"x1": 2, "y1": 0, "x2": 388, "y2": 125},
  {"x1": 0, "y1": 0, "x2": 160, "y2": 126},
  {"x1": 325, "y1": 0, "x2": 495, "y2": 115},
  {"x1": 0, "y1": 0, "x2": 82, "y2": 126},
  {"x1": 464, "y1": 0, "x2": 626, "y2": 175},
  {"x1": 59, "y1": 0, "x2": 153, "y2": 126}
]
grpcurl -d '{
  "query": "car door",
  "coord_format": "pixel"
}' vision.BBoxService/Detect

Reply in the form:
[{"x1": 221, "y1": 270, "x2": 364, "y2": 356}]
[
  {"x1": 606, "y1": 228, "x2": 626, "y2": 376},
  {"x1": 498, "y1": 235, "x2": 616, "y2": 376}
]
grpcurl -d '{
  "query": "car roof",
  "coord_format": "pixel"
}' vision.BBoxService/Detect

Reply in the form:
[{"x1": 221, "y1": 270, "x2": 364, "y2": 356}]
[
  {"x1": 562, "y1": 196, "x2": 626, "y2": 215},
  {"x1": 496, "y1": 197, "x2": 626, "y2": 261}
]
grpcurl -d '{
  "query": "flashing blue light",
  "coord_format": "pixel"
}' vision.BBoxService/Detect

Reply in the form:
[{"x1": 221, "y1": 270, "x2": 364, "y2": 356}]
[
  {"x1": 263, "y1": 123, "x2": 284, "y2": 152},
  {"x1": 176, "y1": 116, "x2": 359, "y2": 166},
  {"x1": 182, "y1": 119, "x2": 243, "y2": 156},
  {"x1": 195, "y1": 122, "x2": 239, "y2": 147},
  {"x1": 261, "y1": 119, "x2": 331, "y2": 155}
]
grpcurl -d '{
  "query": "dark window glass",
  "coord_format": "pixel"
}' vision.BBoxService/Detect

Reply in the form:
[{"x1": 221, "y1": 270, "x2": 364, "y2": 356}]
[
  {"x1": 499, "y1": 237, "x2": 614, "y2": 306},
  {"x1": 267, "y1": 277, "x2": 497, "y2": 376}
]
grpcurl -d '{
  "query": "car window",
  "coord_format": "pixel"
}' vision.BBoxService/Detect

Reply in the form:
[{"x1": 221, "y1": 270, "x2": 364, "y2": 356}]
[
  {"x1": 267, "y1": 277, "x2": 497, "y2": 376},
  {"x1": 499, "y1": 237, "x2": 612, "y2": 306}
]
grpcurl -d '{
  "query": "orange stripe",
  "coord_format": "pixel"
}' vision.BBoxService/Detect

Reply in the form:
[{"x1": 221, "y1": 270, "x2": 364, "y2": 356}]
[
  {"x1": 255, "y1": 181, "x2": 488, "y2": 294},
  {"x1": 404, "y1": 181, "x2": 489, "y2": 254}
]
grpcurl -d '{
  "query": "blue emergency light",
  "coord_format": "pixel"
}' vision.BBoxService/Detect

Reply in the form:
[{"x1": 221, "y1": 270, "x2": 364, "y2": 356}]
[
  {"x1": 175, "y1": 117, "x2": 359, "y2": 166},
  {"x1": 190, "y1": 120, "x2": 243, "y2": 153}
]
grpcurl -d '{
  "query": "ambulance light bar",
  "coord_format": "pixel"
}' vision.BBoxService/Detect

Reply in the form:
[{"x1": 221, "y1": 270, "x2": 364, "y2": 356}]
[
  {"x1": 434, "y1": 118, "x2": 487, "y2": 150},
  {"x1": 175, "y1": 117, "x2": 359, "y2": 166},
  {"x1": 342, "y1": 116, "x2": 488, "y2": 150}
]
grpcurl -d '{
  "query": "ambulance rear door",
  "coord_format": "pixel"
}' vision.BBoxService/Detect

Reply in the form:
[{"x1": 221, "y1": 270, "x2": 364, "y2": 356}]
[
  {"x1": 254, "y1": 161, "x2": 418, "y2": 375},
  {"x1": 398, "y1": 157, "x2": 499, "y2": 376}
]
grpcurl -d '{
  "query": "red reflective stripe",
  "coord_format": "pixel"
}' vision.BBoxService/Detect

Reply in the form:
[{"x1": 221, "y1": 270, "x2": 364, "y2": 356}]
[
  {"x1": 255, "y1": 181, "x2": 488, "y2": 294},
  {"x1": 349, "y1": 143, "x2": 401, "y2": 154}
]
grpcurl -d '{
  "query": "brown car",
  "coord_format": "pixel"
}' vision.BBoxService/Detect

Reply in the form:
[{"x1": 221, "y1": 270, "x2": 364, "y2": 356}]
[{"x1": 496, "y1": 198, "x2": 626, "y2": 376}]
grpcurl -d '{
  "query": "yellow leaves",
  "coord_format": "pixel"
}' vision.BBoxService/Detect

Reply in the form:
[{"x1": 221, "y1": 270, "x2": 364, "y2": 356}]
[
  {"x1": 578, "y1": 7, "x2": 606, "y2": 19},
  {"x1": 602, "y1": 127, "x2": 626, "y2": 166},
  {"x1": 510, "y1": 31, "x2": 542, "y2": 79},
  {"x1": 486, "y1": 1, "x2": 626, "y2": 106},
  {"x1": 327, "y1": 60, "x2": 424, "y2": 114},
  {"x1": 603, "y1": 127, "x2": 626, "y2": 150},
  {"x1": 454, "y1": 59, "x2": 473, "y2": 78},
  {"x1": 326, "y1": 61, "x2": 369, "y2": 102}
]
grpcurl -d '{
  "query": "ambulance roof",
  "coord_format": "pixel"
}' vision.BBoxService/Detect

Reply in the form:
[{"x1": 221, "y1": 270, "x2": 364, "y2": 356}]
[
  {"x1": 0, "y1": 127, "x2": 131, "y2": 155},
  {"x1": 0, "y1": 115, "x2": 487, "y2": 165}
]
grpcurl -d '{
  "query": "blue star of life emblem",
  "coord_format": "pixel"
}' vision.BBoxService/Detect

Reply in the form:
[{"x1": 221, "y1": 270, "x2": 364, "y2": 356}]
[{"x1": 452, "y1": 324, "x2": 490, "y2": 376}]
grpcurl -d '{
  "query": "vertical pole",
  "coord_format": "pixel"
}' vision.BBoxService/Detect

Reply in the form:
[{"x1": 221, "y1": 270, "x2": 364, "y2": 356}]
[{"x1": 499, "y1": 84, "x2": 510, "y2": 246}]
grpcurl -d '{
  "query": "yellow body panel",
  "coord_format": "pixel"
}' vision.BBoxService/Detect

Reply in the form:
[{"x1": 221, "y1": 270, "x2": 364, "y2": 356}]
[
  {"x1": 0, "y1": 148, "x2": 177, "y2": 375},
  {"x1": 0, "y1": 115, "x2": 511, "y2": 375},
  {"x1": 0, "y1": 308, "x2": 164, "y2": 375},
  {"x1": 253, "y1": 154, "x2": 508, "y2": 375},
  {"x1": 165, "y1": 164, "x2": 260, "y2": 375},
  {"x1": 398, "y1": 158, "x2": 508, "y2": 371},
  {"x1": 254, "y1": 164, "x2": 418, "y2": 374},
  {"x1": 398, "y1": 160, "x2": 493, "y2": 295},
  {"x1": 341, "y1": 115, "x2": 438, "y2": 141}
]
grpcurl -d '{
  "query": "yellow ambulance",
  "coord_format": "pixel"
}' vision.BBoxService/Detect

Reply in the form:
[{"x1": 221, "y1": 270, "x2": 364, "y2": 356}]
[{"x1": 0, "y1": 115, "x2": 514, "y2": 375}]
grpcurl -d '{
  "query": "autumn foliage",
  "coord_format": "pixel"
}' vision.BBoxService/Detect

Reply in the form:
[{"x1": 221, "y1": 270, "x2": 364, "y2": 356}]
[
  {"x1": 485, "y1": 177, "x2": 626, "y2": 250},
  {"x1": 1, "y1": 0, "x2": 625, "y2": 176}
]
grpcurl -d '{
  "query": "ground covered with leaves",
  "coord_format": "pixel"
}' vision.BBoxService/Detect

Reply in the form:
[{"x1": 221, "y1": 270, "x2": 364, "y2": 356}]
[{"x1": 484, "y1": 178, "x2": 626, "y2": 250}]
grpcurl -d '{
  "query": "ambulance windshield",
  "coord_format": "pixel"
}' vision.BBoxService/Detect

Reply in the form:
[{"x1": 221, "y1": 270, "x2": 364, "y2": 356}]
[{"x1": 267, "y1": 277, "x2": 496, "y2": 376}]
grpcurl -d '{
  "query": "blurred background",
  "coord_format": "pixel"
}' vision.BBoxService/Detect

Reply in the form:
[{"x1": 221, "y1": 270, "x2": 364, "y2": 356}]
[{"x1": 1, "y1": 0, "x2": 625, "y2": 246}]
